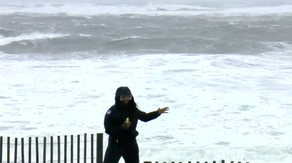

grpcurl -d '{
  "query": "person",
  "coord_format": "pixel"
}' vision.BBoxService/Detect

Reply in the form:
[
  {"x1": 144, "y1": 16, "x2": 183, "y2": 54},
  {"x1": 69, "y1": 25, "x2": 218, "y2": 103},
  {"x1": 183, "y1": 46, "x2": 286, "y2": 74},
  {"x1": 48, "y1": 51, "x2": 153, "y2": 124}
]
[{"x1": 103, "y1": 86, "x2": 169, "y2": 163}]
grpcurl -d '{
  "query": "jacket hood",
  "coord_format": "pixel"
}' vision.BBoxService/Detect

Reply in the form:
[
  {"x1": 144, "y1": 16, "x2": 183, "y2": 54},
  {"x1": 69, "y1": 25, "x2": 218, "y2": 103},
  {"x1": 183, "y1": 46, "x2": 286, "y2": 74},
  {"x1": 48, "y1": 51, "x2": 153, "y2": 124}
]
[{"x1": 114, "y1": 86, "x2": 133, "y2": 103}]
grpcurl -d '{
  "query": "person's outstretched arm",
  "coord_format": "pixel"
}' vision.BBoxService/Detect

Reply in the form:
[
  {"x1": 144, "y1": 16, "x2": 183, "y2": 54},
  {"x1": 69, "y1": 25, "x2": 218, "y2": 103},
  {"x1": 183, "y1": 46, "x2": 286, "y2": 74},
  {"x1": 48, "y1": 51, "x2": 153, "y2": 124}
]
[
  {"x1": 137, "y1": 107, "x2": 169, "y2": 122},
  {"x1": 137, "y1": 109, "x2": 161, "y2": 122}
]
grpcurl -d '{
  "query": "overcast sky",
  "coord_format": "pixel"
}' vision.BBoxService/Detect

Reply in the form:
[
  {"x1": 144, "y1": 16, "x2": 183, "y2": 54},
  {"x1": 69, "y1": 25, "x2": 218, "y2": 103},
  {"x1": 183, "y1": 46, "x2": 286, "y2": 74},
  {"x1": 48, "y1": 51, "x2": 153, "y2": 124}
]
[
  {"x1": 1, "y1": 0, "x2": 291, "y2": 4},
  {"x1": 0, "y1": 0, "x2": 292, "y2": 6}
]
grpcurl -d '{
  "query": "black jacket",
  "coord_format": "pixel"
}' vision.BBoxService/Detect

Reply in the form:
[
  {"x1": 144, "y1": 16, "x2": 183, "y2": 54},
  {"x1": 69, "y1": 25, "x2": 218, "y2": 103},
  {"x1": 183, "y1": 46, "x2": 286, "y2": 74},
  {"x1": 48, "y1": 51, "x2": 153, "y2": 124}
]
[{"x1": 104, "y1": 104, "x2": 161, "y2": 145}]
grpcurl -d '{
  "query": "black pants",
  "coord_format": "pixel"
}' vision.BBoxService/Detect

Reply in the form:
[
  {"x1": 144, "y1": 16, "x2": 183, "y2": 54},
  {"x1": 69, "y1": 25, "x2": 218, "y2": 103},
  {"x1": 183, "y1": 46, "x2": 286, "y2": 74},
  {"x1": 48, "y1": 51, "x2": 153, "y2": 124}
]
[{"x1": 103, "y1": 137, "x2": 139, "y2": 163}]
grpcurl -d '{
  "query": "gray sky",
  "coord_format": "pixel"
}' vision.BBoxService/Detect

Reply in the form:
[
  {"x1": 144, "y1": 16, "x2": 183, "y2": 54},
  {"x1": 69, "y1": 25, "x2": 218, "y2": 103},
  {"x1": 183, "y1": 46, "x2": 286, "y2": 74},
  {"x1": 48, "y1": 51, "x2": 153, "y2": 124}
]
[
  {"x1": 1, "y1": 0, "x2": 291, "y2": 7},
  {"x1": 1, "y1": 0, "x2": 291, "y2": 3}
]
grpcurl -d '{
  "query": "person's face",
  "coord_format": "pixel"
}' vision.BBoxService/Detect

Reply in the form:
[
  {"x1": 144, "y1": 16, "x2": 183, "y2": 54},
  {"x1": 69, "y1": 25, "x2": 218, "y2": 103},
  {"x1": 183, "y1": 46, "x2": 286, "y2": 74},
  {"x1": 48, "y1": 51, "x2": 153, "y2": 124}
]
[{"x1": 120, "y1": 94, "x2": 132, "y2": 105}]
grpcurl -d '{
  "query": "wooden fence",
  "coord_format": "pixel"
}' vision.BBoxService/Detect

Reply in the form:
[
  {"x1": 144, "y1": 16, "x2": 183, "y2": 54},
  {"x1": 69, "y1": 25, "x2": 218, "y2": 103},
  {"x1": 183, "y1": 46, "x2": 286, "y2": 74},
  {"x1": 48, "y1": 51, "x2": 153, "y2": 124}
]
[
  {"x1": 144, "y1": 161, "x2": 250, "y2": 163},
  {"x1": 0, "y1": 133, "x2": 103, "y2": 163},
  {"x1": 0, "y1": 133, "x2": 252, "y2": 163}
]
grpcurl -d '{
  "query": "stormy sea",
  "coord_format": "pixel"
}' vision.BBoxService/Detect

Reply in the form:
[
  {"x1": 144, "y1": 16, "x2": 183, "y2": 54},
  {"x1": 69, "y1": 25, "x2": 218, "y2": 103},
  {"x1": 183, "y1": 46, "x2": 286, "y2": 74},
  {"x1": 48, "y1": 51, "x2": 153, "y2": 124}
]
[{"x1": 1, "y1": 0, "x2": 292, "y2": 163}]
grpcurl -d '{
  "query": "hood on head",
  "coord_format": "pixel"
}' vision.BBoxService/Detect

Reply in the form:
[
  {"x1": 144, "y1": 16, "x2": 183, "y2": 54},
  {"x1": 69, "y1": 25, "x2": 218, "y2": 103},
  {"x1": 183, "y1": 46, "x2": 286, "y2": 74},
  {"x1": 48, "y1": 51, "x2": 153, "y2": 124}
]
[{"x1": 114, "y1": 86, "x2": 133, "y2": 103}]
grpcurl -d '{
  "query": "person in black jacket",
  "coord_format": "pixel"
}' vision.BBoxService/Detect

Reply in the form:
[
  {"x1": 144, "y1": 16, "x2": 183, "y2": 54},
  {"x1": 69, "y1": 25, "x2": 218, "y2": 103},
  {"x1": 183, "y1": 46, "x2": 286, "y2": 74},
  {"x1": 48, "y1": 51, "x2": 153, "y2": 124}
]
[{"x1": 103, "y1": 86, "x2": 169, "y2": 163}]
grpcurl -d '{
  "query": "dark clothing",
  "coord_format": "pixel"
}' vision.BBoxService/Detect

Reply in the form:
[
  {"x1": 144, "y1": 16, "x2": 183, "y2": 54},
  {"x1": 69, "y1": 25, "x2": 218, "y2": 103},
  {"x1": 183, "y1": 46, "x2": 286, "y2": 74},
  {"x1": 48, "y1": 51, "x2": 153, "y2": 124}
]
[
  {"x1": 103, "y1": 104, "x2": 161, "y2": 163},
  {"x1": 103, "y1": 86, "x2": 161, "y2": 163},
  {"x1": 104, "y1": 104, "x2": 160, "y2": 146},
  {"x1": 103, "y1": 136, "x2": 139, "y2": 163}
]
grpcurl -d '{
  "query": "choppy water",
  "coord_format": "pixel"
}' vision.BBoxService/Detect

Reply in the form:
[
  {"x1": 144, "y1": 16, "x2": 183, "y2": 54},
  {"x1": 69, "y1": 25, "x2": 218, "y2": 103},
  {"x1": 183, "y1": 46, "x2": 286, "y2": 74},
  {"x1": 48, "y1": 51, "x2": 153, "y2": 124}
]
[{"x1": 1, "y1": 1, "x2": 292, "y2": 163}]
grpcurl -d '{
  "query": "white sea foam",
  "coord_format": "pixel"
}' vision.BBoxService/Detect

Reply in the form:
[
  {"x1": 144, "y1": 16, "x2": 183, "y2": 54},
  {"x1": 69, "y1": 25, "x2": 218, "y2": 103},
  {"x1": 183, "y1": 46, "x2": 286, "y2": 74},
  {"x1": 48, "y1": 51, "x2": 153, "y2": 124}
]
[{"x1": 0, "y1": 53, "x2": 291, "y2": 162}]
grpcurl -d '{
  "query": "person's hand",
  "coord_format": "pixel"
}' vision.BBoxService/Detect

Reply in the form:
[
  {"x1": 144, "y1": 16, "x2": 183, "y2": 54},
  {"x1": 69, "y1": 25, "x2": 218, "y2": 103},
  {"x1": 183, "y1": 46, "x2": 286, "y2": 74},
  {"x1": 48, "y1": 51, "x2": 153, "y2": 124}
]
[
  {"x1": 157, "y1": 107, "x2": 169, "y2": 114},
  {"x1": 122, "y1": 119, "x2": 131, "y2": 130}
]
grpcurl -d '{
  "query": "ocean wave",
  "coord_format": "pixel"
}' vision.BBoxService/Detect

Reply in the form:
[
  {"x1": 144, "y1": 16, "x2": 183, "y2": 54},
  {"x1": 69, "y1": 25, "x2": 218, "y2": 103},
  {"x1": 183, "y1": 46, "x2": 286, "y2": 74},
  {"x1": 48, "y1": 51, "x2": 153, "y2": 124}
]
[
  {"x1": 0, "y1": 3, "x2": 292, "y2": 16},
  {"x1": 0, "y1": 27, "x2": 16, "y2": 37},
  {"x1": 0, "y1": 32, "x2": 69, "y2": 46},
  {"x1": 1, "y1": 33, "x2": 291, "y2": 54},
  {"x1": 1, "y1": 9, "x2": 292, "y2": 55}
]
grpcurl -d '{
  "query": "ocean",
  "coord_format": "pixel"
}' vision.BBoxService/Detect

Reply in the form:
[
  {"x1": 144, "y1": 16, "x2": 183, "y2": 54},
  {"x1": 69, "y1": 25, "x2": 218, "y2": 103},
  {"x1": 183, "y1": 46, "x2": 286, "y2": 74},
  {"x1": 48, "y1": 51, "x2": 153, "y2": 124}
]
[{"x1": 0, "y1": 0, "x2": 292, "y2": 163}]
